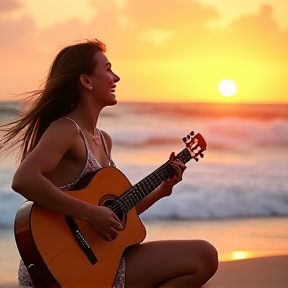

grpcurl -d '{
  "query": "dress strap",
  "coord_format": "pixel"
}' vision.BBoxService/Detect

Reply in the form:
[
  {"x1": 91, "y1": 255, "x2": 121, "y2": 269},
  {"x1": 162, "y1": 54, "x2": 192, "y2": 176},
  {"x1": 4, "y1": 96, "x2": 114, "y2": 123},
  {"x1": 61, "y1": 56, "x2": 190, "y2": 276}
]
[{"x1": 98, "y1": 129, "x2": 111, "y2": 159}]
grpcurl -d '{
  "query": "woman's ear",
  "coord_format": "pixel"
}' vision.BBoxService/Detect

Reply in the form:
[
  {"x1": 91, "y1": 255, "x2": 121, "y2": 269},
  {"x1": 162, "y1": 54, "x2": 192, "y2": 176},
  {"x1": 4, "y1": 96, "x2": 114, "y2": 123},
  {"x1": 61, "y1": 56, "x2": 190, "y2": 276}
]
[{"x1": 79, "y1": 74, "x2": 93, "y2": 91}]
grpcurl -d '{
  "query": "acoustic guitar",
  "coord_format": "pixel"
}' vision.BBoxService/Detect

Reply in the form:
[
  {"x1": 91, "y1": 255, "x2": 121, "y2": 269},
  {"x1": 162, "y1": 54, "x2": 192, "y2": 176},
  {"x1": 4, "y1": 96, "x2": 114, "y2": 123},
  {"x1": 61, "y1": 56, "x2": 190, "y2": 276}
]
[{"x1": 14, "y1": 132, "x2": 207, "y2": 288}]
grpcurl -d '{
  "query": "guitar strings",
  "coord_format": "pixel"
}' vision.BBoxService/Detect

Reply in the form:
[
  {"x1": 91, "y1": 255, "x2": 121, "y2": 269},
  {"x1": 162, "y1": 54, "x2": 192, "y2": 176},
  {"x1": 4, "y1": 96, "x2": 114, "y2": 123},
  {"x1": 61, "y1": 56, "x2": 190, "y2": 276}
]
[
  {"x1": 108, "y1": 160, "x2": 171, "y2": 214},
  {"x1": 108, "y1": 146, "x2": 193, "y2": 214},
  {"x1": 108, "y1": 146, "x2": 198, "y2": 215},
  {"x1": 108, "y1": 148, "x2": 190, "y2": 213},
  {"x1": 108, "y1": 162, "x2": 169, "y2": 213}
]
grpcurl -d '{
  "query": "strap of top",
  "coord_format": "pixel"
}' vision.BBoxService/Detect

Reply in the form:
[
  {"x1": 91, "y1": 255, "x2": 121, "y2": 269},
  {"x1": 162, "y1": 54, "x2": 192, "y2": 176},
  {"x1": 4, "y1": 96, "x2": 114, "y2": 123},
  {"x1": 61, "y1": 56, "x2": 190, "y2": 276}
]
[
  {"x1": 58, "y1": 117, "x2": 110, "y2": 158},
  {"x1": 60, "y1": 117, "x2": 90, "y2": 149},
  {"x1": 98, "y1": 130, "x2": 111, "y2": 159}
]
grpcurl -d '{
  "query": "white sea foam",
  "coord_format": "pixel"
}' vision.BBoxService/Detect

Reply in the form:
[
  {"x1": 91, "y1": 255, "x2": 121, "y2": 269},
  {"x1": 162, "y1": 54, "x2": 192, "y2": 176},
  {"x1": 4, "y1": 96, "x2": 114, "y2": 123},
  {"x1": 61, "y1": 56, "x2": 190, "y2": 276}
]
[
  {"x1": 124, "y1": 161, "x2": 288, "y2": 221},
  {"x1": 109, "y1": 117, "x2": 288, "y2": 148},
  {"x1": 0, "y1": 169, "x2": 26, "y2": 229}
]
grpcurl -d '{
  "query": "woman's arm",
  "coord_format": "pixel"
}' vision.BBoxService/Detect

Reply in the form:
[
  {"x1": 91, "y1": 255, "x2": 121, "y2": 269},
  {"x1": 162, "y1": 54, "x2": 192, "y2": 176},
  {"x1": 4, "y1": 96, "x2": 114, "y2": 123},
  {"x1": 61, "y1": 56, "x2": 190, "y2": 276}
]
[
  {"x1": 136, "y1": 152, "x2": 186, "y2": 215},
  {"x1": 12, "y1": 119, "x2": 89, "y2": 219},
  {"x1": 12, "y1": 119, "x2": 122, "y2": 240},
  {"x1": 135, "y1": 181, "x2": 173, "y2": 215}
]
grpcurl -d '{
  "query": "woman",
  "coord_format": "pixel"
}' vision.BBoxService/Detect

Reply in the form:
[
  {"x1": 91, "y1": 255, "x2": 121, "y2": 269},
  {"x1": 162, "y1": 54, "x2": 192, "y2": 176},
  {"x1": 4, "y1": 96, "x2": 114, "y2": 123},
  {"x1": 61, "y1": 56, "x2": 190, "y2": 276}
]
[{"x1": 0, "y1": 39, "x2": 218, "y2": 288}]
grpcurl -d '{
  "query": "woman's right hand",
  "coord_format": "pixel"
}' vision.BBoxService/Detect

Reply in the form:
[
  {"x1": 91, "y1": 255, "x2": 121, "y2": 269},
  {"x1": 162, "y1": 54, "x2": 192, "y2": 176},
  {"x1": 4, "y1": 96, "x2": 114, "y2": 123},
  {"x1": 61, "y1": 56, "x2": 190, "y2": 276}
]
[{"x1": 85, "y1": 205, "x2": 123, "y2": 241}]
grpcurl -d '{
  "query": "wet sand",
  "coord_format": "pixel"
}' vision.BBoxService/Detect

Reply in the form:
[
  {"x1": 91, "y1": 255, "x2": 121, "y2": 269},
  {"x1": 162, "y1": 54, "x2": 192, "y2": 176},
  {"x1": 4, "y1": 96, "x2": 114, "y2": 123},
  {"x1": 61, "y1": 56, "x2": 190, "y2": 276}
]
[{"x1": 207, "y1": 255, "x2": 288, "y2": 288}]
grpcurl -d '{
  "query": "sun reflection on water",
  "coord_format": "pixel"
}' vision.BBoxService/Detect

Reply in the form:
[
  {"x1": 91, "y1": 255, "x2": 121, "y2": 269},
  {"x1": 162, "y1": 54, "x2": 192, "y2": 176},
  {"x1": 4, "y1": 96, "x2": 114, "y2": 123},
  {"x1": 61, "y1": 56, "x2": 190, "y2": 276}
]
[
  {"x1": 219, "y1": 250, "x2": 288, "y2": 262},
  {"x1": 231, "y1": 250, "x2": 249, "y2": 260}
]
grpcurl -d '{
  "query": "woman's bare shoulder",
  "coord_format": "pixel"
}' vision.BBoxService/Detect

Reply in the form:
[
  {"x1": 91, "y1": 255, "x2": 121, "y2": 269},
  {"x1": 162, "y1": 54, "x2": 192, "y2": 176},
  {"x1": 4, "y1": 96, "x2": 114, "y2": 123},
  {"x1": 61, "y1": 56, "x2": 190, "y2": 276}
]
[
  {"x1": 15, "y1": 118, "x2": 82, "y2": 177},
  {"x1": 39, "y1": 117, "x2": 80, "y2": 148},
  {"x1": 48, "y1": 117, "x2": 79, "y2": 133}
]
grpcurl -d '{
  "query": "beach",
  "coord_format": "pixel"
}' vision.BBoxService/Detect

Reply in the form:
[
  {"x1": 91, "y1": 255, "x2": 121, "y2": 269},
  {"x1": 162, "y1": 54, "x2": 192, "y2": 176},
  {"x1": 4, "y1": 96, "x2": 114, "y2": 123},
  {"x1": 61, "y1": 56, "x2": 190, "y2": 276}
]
[
  {"x1": 1, "y1": 217, "x2": 288, "y2": 287},
  {"x1": 209, "y1": 255, "x2": 288, "y2": 288}
]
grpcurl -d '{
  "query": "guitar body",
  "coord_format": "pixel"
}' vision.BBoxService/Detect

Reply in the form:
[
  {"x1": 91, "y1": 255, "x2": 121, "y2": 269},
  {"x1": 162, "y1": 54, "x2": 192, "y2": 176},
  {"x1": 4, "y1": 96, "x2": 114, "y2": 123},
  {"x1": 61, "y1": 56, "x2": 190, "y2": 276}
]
[{"x1": 14, "y1": 167, "x2": 147, "y2": 288}]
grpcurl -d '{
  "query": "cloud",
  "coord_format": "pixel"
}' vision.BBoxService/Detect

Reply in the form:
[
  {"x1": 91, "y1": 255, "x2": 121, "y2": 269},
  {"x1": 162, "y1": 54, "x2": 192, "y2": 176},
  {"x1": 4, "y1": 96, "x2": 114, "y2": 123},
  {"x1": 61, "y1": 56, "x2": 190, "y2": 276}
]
[
  {"x1": 125, "y1": 0, "x2": 219, "y2": 30},
  {"x1": 141, "y1": 29, "x2": 174, "y2": 47},
  {"x1": 0, "y1": 16, "x2": 35, "y2": 52},
  {"x1": 0, "y1": 0, "x2": 22, "y2": 15},
  {"x1": 229, "y1": 4, "x2": 288, "y2": 60}
]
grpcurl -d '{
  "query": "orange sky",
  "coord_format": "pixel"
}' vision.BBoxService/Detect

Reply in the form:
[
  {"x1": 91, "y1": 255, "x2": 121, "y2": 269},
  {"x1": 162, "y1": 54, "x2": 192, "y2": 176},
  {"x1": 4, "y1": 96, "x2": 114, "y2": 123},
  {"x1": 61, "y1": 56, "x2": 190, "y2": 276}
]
[{"x1": 0, "y1": 0, "x2": 288, "y2": 103}]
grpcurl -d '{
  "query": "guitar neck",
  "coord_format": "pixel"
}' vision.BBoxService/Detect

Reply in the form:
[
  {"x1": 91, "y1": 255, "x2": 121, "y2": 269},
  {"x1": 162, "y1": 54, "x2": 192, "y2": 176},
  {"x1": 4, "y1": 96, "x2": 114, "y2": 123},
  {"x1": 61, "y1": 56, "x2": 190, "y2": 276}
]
[{"x1": 113, "y1": 148, "x2": 192, "y2": 213}]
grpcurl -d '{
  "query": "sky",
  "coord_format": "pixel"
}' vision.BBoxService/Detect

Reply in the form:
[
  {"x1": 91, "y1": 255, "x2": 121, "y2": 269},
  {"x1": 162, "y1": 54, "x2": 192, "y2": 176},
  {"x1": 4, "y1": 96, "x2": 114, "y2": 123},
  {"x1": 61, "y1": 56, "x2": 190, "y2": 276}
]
[{"x1": 0, "y1": 0, "x2": 288, "y2": 104}]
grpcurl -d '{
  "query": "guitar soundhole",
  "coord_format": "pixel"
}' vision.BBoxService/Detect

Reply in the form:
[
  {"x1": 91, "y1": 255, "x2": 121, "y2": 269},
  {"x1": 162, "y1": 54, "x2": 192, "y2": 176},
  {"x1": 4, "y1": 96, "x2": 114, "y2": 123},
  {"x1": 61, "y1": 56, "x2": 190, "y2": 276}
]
[{"x1": 100, "y1": 195, "x2": 127, "y2": 227}]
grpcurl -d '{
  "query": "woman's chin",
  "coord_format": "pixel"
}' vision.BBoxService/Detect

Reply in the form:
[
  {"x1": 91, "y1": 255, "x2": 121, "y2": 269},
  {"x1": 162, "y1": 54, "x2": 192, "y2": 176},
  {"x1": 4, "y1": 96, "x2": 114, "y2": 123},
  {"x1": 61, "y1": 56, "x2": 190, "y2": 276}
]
[{"x1": 108, "y1": 97, "x2": 117, "y2": 106}]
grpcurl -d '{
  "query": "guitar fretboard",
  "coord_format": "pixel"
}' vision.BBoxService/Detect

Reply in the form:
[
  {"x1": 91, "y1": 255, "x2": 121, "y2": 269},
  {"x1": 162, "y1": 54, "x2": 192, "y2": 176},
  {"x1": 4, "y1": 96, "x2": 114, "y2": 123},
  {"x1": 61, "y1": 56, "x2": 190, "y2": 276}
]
[{"x1": 111, "y1": 148, "x2": 192, "y2": 213}]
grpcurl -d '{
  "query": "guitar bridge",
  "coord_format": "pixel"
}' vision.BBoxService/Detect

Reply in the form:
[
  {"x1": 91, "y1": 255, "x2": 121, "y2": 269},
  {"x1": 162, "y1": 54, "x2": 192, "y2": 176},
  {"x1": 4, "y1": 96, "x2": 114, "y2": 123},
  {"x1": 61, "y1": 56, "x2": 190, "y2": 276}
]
[{"x1": 65, "y1": 215, "x2": 98, "y2": 265}]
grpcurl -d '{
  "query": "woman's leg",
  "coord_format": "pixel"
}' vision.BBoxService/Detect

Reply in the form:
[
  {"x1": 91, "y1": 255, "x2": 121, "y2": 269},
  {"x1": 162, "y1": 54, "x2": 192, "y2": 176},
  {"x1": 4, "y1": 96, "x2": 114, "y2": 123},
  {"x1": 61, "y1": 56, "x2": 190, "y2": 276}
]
[{"x1": 125, "y1": 239, "x2": 218, "y2": 288}]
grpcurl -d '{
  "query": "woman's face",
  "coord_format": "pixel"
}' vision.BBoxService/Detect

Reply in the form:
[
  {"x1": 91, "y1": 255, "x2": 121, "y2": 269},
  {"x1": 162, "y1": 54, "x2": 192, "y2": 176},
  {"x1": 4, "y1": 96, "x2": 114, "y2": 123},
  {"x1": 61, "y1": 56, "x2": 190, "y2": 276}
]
[{"x1": 88, "y1": 51, "x2": 120, "y2": 106}]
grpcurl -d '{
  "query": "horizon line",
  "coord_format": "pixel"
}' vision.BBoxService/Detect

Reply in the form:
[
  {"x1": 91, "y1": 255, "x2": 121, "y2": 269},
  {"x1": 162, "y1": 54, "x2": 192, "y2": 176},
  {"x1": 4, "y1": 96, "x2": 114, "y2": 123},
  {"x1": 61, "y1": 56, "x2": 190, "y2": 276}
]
[{"x1": 0, "y1": 99, "x2": 287, "y2": 106}]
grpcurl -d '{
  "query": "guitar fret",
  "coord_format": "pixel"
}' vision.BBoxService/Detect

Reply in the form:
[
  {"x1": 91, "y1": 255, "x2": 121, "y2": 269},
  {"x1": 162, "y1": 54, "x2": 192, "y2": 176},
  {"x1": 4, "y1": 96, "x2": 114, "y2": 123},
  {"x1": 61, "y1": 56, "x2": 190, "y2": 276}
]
[
  {"x1": 116, "y1": 148, "x2": 195, "y2": 212},
  {"x1": 121, "y1": 199, "x2": 129, "y2": 213},
  {"x1": 123, "y1": 188, "x2": 138, "y2": 210},
  {"x1": 145, "y1": 178, "x2": 154, "y2": 191},
  {"x1": 117, "y1": 200, "x2": 127, "y2": 213},
  {"x1": 127, "y1": 195, "x2": 134, "y2": 210},
  {"x1": 138, "y1": 184, "x2": 146, "y2": 199},
  {"x1": 140, "y1": 179, "x2": 149, "y2": 194},
  {"x1": 133, "y1": 189, "x2": 141, "y2": 203}
]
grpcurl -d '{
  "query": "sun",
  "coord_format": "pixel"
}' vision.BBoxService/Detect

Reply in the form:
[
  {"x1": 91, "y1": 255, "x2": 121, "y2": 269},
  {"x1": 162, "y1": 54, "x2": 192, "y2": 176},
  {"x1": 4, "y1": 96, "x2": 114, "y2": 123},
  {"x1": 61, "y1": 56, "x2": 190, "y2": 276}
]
[{"x1": 218, "y1": 79, "x2": 237, "y2": 97}]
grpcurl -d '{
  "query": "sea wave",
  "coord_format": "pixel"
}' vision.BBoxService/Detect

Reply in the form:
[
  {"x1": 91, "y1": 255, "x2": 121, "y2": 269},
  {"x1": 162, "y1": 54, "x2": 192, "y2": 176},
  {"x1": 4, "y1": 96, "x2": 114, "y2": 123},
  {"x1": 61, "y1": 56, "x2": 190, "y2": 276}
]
[
  {"x1": 0, "y1": 101, "x2": 22, "y2": 120},
  {"x1": 0, "y1": 169, "x2": 26, "y2": 229},
  {"x1": 110, "y1": 118, "x2": 288, "y2": 148},
  {"x1": 140, "y1": 183, "x2": 288, "y2": 221},
  {"x1": 103, "y1": 102, "x2": 288, "y2": 121},
  {"x1": 1, "y1": 184, "x2": 287, "y2": 229},
  {"x1": 1, "y1": 101, "x2": 287, "y2": 149},
  {"x1": 1, "y1": 160, "x2": 287, "y2": 229}
]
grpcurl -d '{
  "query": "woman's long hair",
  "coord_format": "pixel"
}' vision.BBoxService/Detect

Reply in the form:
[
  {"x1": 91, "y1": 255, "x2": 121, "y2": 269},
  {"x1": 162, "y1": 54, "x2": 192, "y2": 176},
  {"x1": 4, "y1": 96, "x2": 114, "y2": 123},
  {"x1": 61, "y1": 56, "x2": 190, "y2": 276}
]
[{"x1": 0, "y1": 39, "x2": 106, "y2": 162}]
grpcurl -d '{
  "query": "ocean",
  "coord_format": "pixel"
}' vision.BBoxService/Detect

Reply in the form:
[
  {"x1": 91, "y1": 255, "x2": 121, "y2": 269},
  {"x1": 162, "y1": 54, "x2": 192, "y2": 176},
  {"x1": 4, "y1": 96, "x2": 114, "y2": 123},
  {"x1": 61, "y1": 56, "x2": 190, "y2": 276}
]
[
  {"x1": 0, "y1": 100, "x2": 288, "y2": 284},
  {"x1": 0, "y1": 101, "x2": 288, "y2": 227}
]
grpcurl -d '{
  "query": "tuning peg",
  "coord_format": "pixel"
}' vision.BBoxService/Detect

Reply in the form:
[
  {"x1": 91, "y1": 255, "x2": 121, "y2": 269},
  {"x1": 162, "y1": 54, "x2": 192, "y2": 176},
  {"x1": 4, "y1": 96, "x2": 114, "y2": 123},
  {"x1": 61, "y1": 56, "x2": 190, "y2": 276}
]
[
  {"x1": 182, "y1": 137, "x2": 187, "y2": 143},
  {"x1": 194, "y1": 157, "x2": 199, "y2": 162},
  {"x1": 200, "y1": 153, "x2": 204, "y2": 158},
  {"x1": 187, "y1": 134, "x2": 191, "y2": 140},
  {"x1": 190, "y1": 131, "x2": 195, "y2": 136}
]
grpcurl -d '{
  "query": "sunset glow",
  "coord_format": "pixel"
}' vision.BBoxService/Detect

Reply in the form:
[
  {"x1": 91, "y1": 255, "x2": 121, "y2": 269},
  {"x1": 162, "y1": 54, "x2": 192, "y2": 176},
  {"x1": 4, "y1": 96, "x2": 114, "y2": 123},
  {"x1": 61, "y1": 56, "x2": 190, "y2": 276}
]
[{"x1": 1, "y1": 0, "x2": 288, "y2": 104}]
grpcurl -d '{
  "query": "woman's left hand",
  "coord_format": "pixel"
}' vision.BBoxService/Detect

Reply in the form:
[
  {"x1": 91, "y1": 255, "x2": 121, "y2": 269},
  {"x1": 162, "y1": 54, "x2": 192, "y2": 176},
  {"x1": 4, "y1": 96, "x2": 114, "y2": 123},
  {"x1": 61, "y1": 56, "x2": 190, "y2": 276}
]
[
  {"x1": 160, "y1": 152, "x2": 187, "y2": 196},
  {"x1": 136, "y1": 152, "x2": 187, "y2": 213}
]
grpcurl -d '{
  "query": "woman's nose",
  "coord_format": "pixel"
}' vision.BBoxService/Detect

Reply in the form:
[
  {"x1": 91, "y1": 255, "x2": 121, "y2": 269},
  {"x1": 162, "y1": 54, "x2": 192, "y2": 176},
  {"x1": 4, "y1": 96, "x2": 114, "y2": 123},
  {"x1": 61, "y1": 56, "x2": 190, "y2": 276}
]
[{"x1": 114, "y1": 74, "x2": 120, "y2": 83}]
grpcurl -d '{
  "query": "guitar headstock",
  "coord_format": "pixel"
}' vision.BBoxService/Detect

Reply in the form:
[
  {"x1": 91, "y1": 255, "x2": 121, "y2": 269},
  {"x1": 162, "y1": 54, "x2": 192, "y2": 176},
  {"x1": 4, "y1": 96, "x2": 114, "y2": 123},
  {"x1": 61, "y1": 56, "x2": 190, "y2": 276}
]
[{"x1": 182, "y1": 131, "x2": 207, "y2": 162}]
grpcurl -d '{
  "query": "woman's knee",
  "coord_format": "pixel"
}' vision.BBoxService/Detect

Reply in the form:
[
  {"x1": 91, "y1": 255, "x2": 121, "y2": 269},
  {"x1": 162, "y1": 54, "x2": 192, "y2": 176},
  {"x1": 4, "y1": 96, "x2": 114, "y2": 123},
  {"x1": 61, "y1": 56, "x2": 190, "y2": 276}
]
[{"x1": 193, "y1": 240, "x2": 219, "y2": 280}]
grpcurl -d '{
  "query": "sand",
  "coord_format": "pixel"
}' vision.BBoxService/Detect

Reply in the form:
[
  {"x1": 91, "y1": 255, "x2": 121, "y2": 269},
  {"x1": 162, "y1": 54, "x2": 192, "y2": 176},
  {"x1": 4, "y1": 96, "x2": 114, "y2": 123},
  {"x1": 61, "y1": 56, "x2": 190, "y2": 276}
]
[
  {"x1": 1, "y1": 256, "x2": 287, "y2": 287},
  {"x1": 207, "y1": 255, "x2": 288, "y2": 288},
  {"x1": 1, "y1": 218, "x2": 288, "y2": 287}
]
